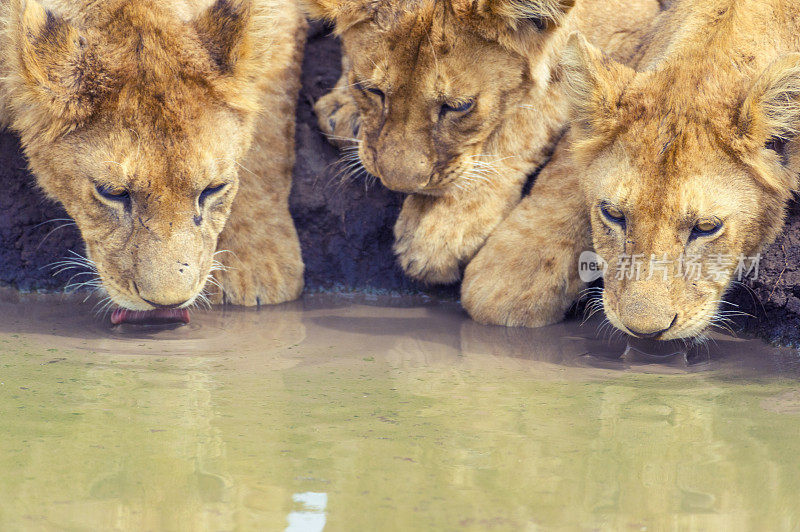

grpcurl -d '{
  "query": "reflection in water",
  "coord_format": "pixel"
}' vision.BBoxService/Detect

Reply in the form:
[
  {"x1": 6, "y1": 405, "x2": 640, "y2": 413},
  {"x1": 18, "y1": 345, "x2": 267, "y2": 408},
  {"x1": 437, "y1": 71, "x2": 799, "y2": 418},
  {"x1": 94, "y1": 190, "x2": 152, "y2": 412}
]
[
  {"x1": 0, "y1": 290, "x2": 799, "y2": 530},
  {"x1": 286, "y1": 492, "x2": 327, "y2": 532}
]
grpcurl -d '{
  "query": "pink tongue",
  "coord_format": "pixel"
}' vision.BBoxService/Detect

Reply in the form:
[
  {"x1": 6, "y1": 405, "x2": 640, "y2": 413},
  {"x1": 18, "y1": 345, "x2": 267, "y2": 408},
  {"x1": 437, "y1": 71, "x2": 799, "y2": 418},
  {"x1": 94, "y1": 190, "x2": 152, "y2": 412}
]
[{"x1": 111, "y1": 308, "x2": 191, "y2": 325}]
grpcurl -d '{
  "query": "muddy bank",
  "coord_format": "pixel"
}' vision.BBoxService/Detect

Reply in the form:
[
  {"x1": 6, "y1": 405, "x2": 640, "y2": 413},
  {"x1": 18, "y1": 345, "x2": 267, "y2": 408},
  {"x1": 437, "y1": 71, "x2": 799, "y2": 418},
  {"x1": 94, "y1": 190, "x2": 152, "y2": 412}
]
[
  {"x1": 0, "y1": 22, "x2": 797, "y2": 343},
  {"x1": 739, "y1": 200, "x2": 800, "y2": 344}
]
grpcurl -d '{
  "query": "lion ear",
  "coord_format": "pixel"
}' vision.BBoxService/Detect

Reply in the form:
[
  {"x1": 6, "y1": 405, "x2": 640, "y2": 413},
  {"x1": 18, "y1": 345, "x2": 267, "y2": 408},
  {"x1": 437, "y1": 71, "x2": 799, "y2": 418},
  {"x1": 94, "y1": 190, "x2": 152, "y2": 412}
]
[
  {"x1": 736, "y1": 54, "x2": 800, "y2": 193},
  {"x1": 451, "y1": 0, "x2": 575, "y2": 54},
  {"x1": 299, "y1": 0, "x2": 370, "y2": 31},
  {"x1": 740, "y1": 54, "x2": 800, "y2": 144},
  {"x1": 7, "y1": 0, "x2": 106, "y2": 128},
  {"x1": 477, "y1": 0, "x2": 576, "y2": 31},
  {"x1": 560, "y1": 32, "x2": 635, "y2": 138},
  {"x1": 193, "y1": 0, "x2": 253, "y2": 75}
]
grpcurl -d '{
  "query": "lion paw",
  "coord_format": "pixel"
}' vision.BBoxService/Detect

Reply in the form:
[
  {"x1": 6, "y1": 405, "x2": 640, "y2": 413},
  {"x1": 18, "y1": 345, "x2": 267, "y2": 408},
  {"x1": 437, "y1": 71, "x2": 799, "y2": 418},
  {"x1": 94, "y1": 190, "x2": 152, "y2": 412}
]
[
  {"x1": 314, "y1": 89, "x2": 361, "y2": 149},
  {"x1": 208, "y1": 261, "x2": 303, "y2": 307},
  {"x1": 394, "y1": 231, "x2": 464, "y2": 285},
  {"x1": 393, "y1": 196, "x2": 484, "y2": 285},
  {"x1": 461, "y1": 260, "x2": 573, "y2": 328},
  {"x1": 460, "y1": 212, "x2": 587, "y2": 328}
]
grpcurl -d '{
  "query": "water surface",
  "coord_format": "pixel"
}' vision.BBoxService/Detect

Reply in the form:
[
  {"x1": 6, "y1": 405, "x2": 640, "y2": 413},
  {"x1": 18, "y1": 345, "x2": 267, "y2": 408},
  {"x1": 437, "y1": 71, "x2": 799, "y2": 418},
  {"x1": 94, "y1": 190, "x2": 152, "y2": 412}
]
[{"x1": 0, "y1": 291, "x2": 799, "y2": 530}]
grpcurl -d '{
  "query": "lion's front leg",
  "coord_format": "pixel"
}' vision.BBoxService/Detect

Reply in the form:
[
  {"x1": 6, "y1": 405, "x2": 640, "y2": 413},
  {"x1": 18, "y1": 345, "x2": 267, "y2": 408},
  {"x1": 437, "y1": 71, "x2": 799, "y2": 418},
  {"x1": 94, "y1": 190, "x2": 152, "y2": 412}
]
[
  {"x1": 208, "y1": 20, "x2": 305, "y2": 307},
  {"x1": 314, "y1": 56, "x2": 361, "y2": 149},
  {"x1": 211, "y1": 200, "x2": 304, "y2": 307},
  {"x1": 393, "y1": 172, "x2": 526, "y2": 284},
  {"x1": 209, "y1": 121, "x2": 304, "y2": 306},
  {"x1": 461, "y1": 142, "x2": 591, "y2": 327},
  {"x1": 209, "y1": 132, "x2": 304, "y2": 306}
]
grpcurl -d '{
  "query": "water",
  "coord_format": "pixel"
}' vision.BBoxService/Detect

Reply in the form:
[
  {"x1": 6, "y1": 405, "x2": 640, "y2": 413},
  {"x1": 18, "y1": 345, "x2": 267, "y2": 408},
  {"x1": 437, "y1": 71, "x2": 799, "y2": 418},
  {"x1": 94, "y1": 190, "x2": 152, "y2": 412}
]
[{"x1": 1, "y1": 290, "x2": 799, "y2": 530}]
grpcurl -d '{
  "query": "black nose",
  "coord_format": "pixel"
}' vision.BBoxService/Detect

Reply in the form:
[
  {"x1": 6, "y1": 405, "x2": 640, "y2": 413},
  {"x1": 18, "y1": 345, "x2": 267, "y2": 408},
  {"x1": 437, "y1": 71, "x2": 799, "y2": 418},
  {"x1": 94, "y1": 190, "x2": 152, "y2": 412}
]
[
  {"x1": 628, "y1": 315, "x2": 678, "y2": 339},
  {"x1": 141, "y1": 297, "x2": 189, "y2": 309}
]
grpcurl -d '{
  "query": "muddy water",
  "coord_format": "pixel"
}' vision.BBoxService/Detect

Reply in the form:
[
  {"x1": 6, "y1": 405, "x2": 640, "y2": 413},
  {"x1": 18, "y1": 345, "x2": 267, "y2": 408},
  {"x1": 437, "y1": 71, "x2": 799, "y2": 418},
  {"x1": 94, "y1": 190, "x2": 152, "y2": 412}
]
[{"x1": 0, "y1": 291, "x2": 799, "y2": 531}]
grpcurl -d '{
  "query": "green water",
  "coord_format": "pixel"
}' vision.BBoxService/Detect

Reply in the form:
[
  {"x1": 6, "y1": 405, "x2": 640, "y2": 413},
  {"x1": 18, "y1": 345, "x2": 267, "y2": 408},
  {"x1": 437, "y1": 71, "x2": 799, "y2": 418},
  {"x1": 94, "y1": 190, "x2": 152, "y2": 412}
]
[{"x1": 0, "y1": 293, "x2": 799, "y2": 530}]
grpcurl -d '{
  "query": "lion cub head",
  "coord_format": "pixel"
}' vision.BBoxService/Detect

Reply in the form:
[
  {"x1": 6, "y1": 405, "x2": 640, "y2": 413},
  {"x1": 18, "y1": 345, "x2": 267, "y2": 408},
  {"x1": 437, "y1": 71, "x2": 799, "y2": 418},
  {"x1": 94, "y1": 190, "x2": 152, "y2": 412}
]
[
  {"x1": 305, "y1": 0, "x2": 575, "y2": 194},
  {"x1": 563, "y1": 34, "x2": 800, "y2": 340},
  {"x1": 2, "y1": 0, "x2": 268, "y2": 312}
]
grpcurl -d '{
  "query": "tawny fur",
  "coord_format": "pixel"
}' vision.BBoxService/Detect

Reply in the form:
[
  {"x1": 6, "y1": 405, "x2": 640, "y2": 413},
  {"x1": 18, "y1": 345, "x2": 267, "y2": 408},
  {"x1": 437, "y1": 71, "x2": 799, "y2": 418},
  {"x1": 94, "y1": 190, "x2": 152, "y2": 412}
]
[
  {"x1": 0, "y1": 0, "x2": 306, "y2": 310},
  {"x1": 462, "y1": 1, "x2": 662, "y2": 328},
  {"x1": 461, "y1": 131, "x2": 592, "y2": 327},
  {"x1": 469, "y1": 0, "x2": 800, "y2": 340},
  {"x1": 303, "y1": 0, "x2": 661, "y2": 284}
]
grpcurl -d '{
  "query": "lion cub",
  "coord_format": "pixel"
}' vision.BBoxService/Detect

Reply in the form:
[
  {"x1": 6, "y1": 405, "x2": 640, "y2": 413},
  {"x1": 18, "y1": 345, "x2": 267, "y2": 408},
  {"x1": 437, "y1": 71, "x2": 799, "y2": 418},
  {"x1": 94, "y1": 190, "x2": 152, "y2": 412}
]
[
  {"x1": 467, "y1": 0, "x2": 800, "y2": 341},
  {"x1": 303, "y1": 0, "x2": 661, "y2": 284},
  {"x1": 0, "y1": 0, "x2": 306, "y2": 323}
]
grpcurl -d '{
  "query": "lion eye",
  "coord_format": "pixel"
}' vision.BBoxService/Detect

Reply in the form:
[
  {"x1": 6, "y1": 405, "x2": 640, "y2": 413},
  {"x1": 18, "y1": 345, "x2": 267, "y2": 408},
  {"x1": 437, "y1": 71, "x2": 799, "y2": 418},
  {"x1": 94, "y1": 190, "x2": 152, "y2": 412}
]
[
  {"x1": 691, "y1": 219, "x2": 723, "y2": 239},
  {"x1": 441, "y1": 100, "x2": 475, "y2": 115},
  {"x1": 199, "y1": 183, "x2": 227, "y2": 207},
  {"x1": 600, "y1": 203, "x2": 626, "y2": 228},
  {"x1": 765, "y1": 136, "x2": 788, "y2": 157},
  {"x1": 528, "y1": 17, "x2": 547, "y2": 31},
  {"x1": 355, "y1": 82, "x2": 384, "y2": 100},
  {"x1": 95, "y1": 184, "x2": 130, "y2": 204}
]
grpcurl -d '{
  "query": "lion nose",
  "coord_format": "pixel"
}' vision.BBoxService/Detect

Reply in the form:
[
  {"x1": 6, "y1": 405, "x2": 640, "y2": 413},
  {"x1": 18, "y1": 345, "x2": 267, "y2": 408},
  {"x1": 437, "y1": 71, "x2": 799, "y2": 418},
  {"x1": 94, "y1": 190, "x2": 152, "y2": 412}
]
[
  {"x1": 134, "y1": 260, "x2": 200, "y2": 308},
  {"x1": 618, "y1": 283, "x2": 677, "y2": 339},
  {"x1": 375, "y1": 146, "x2": 432, "y2": 193}
]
